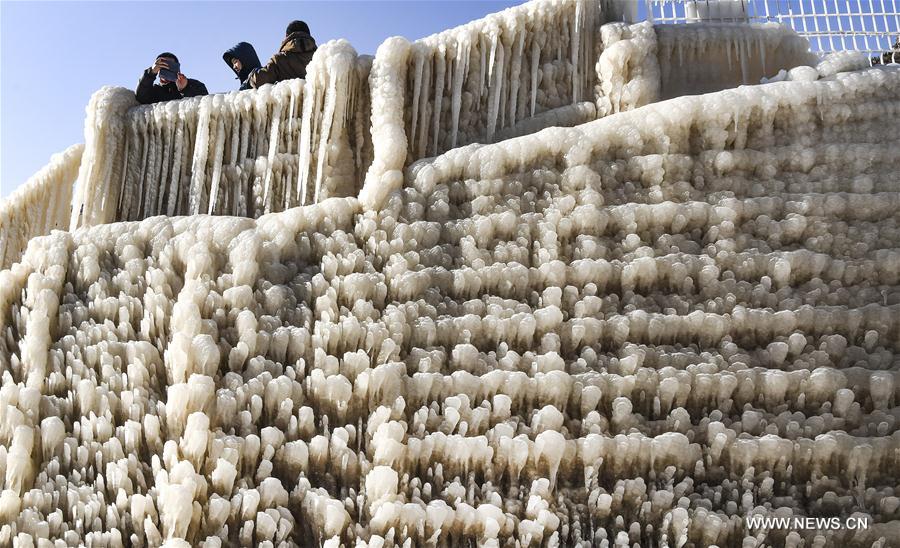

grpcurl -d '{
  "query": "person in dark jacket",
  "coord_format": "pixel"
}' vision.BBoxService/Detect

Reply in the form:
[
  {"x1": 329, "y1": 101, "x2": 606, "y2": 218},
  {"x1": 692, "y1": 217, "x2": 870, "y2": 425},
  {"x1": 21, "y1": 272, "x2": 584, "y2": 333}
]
[
  {"x1": 136, "y1": 52, "x2": 208, "y2": 104},
  {"x1": 872, "y1": 38, "x2": 900, "y2": 65},
  {"x1": 223, "y1": 42, "x2": 262, "y2": 91},
  {"x1": 250, "y1": 20, "x2": 317, "y2": 88}
]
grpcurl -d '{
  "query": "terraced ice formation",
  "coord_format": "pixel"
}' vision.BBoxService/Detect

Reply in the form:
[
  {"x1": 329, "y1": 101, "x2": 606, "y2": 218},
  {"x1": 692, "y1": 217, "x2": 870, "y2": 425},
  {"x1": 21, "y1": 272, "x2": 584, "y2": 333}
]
[{"x1": 1, "y1": 1, "x2": 899, "y2": 546}]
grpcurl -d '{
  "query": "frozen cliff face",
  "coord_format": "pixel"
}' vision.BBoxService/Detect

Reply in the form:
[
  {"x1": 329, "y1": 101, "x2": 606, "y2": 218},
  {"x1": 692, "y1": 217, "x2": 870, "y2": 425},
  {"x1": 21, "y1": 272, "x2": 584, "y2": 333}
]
[
  {"x1": 0, "y1": 144, "x2": 83, "y2": 270},
  {"x1": 1, "y1": 58, "x2": 899, "y2": 546}
]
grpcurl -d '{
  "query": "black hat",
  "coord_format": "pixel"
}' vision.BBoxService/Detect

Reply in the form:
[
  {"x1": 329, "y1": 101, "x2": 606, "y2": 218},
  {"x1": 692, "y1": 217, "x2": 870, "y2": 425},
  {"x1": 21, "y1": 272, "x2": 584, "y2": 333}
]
[
  {"x1": 157, "y1": 52, "x2": 179, "y2": 63},
  {"x1": 286, "y1": 20, "x2": 310, "y2": 36}
]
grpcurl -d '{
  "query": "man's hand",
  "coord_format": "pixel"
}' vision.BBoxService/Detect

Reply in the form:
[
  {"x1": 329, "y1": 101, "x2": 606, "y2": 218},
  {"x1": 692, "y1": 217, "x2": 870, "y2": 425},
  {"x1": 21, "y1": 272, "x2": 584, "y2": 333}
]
[
  {"x1": 176, "y1": 73, "x2": 188, "y2": 91},
  {"x1": 151, "y1": 57, "x2": 170, "y2": 74}
]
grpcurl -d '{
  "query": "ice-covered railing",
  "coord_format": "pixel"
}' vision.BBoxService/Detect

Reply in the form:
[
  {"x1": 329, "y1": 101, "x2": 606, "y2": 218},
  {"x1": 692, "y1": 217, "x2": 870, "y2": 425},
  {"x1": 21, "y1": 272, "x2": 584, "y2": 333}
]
[
  {"x1": 0, "y1": 144, "x2": 83, "y2": 270},
  {"x1": 70, "y1": 41, "x2": 372, "y2": 229},
  {"x1": 646, "y1": 0, "x2": 900, "y2": 64},
  {"x1": 655, "y1": 22, "x2": 817, "y2": 98}
]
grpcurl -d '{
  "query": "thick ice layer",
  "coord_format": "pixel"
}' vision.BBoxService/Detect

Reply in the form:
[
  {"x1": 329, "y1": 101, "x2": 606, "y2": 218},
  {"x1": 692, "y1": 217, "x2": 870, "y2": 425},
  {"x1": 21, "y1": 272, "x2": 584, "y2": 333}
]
[
  {"x1": 404, "y1": 0, "x2": 605, "y2": 159},
  {"x1": 1, "y1": 62, "x2": 899, "y2": 545},
  {"x1": 656, "y1": 23, "x2": 816, "y2": 99},
  {"x1": 0, "y1": 144, "x2": 83, "y2": 270},
  {"x1": 594, "y1": 21, "x2": 660, "y2": 115}
]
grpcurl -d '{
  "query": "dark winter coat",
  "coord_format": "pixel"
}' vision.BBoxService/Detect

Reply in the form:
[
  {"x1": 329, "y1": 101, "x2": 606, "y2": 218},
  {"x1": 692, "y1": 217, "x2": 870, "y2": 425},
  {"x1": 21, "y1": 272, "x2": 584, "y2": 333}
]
[
  {"x1": 250, "y1": 31, "x2": 317, "y2": 88},
  {"x1": 223, "y1": 42, "x2": 262, "y2": 91},
  {"x1": 873, "y1": 39, "x2": 900, "y2": 65},
  {"x1": 136, "y1": 69, "x2": 208, "y2": 105}
]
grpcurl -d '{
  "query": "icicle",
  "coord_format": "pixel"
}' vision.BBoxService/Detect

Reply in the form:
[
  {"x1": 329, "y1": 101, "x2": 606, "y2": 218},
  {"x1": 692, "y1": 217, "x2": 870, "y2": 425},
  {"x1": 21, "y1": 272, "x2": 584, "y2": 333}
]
[
  {"x1": 530, "y1": 41, "x2": 540, "y2": 117},
  {"x1": 297, "y1": 77, "x2": 317, "y2": 205},
  {"x1": 739, "y1": 37, "x2": 750, "y2": 84},
  {"x1": 486, "y1": 37, "x2": 505, "y2": 142},
  {"x1": 416, "y1": 54, "x2": 432, "y2": 159},
  {"x1": 133, "y1": 118, "x2": 150, "y2": 220},
  {"x1": 207, "y1": 114, "x2": 227, "y2": 216},
  {"x1": 478, "y1": 34, "x2": 487, "y2": 103},
  {"x1": 431, "y1": 47, "x2": 446, "y2": 156},
  {"x1": 508, "y1": 24, "x2": 525, "y2": 127},
  {"x1": 188, "y1": 97, "x2": 213, "y2": 215},
  {"x1": 499, "y1": 38, "x2": 509, "y2": 130},
  {"x1": 225, "y1": 110, "x2": 241, "y2": 215},
  {"x1": 118, "y1": 119, "x2": 138, "y2": 220},
  {"x1": 725, "y1": 34, "x2": 733, "y2": 71},
  {"x1": 409, "y1": 47, "x2": 425, "y2": 156},
  {"x1": 262, "y1": 98, "x2": 283, "y2": 214},
  {"x1": 758, "y1": 31, "x2": 767, "y2": 76},
  {"x1": 571, "y1": 0, "x2": 582, "y2": 104},
  {"x1": 314, "y1": 77, "x2": 338, "y2": 204},
  {"x1": 450, "y1": 40, "x2": 469, "y2": 150},
  {"x1": 166, "y1": 110, "x2": 186, "y2": 217},
  {"x1": 154, "y1": 107, "x2": 176, "y2": 216},
  {"x1": 487, "y1": 32, "x2": 498, "y2": 88},
  {"x1": 143, "y1": 118, "x2": 161, "y2": 219}
]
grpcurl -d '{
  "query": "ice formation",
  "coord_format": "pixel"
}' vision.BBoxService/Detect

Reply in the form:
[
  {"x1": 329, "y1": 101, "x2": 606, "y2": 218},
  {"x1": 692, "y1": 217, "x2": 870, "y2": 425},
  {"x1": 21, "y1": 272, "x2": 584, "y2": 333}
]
[
  {"x1": 2, "y1": 0, "x2": 900, "y2": 546},
  {"x1": 0, "y1": 144, "x2": 83, "y2": 270},
  {"x1": 68, "y1": 41, "x2": 372, "y2": 230}
]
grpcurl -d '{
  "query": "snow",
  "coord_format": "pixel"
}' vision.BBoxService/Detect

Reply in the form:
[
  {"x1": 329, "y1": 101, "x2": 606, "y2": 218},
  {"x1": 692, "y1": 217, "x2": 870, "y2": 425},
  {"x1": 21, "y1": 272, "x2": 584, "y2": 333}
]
[{"x1": 1, "y1": 0, "x2": 900, "y2": 546}]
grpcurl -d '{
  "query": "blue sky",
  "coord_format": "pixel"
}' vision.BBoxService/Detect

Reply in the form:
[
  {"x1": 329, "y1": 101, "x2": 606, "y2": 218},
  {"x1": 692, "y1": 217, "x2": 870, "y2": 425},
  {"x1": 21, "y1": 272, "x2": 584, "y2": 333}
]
[{"x1": 0, "y1": 0, "x2": 520, "y2": 197}]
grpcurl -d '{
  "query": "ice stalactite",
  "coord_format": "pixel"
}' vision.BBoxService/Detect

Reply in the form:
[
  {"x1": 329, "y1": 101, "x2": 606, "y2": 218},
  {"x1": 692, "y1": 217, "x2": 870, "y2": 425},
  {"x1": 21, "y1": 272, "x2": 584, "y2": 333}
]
[
  {"x1": 297, "y1": 40, "x2": 367, "y2": 207},
  {"x1": 404, "y1": 0, "x2": 604, "y2": 160},
  {"x1": 655, "y1": 23, "x2": 817, "y2": 99},
  {"x1": 359, "y1": 37, "x2": 411, "y2": 211},
  {"x1": 594, "y1": 21, "x2": 660, "y2": 116},
  {"x1": 413, "y1": 65, "x2": 898, "y2": 190},
  {"x1": 0, "y1": 144, "x2": 83, "y2": 270},
  {"x1": 70, "y1": 87, "x2": 137, "y2": 230}
]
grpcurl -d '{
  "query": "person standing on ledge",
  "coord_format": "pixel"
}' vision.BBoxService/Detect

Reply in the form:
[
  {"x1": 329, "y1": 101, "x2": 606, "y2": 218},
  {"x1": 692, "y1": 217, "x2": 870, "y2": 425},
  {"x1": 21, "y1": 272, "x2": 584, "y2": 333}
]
[
  {"x1": 250, "y1": 20, "x2": 317, "y2": 88},
  {"x1": 136, "y1": 52, "x2": 208, "y2": 104},
  {"x1": 223, "y1": 42, "x2": 262, "y2": 91}
]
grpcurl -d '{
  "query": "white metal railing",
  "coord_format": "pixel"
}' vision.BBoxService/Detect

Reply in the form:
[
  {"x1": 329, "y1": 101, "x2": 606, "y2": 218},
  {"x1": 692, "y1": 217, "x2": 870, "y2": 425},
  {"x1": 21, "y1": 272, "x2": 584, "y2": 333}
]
[{"x1": 644, "y1": 0, "x2": 900, "y2": 63}]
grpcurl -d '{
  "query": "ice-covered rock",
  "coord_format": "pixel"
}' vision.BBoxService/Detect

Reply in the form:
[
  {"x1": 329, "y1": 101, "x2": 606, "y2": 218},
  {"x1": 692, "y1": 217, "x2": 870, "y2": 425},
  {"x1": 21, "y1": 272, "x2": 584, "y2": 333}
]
[{"x1": 1, "y1": 0, "x2": 899, "y2": 546}]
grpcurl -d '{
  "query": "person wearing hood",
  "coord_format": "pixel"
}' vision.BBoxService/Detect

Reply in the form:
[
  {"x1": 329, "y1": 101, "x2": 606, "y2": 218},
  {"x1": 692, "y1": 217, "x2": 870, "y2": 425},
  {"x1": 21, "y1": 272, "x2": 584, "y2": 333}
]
[
  {"x1": 223, "y1": 42, "x2": 262, "y2": 91},
  {"x1": 250, "y1": 20, "x2": 317, "y2": 88},
  {"x1": 136, "y1": 52, "x2": 208, "y2": 105}
]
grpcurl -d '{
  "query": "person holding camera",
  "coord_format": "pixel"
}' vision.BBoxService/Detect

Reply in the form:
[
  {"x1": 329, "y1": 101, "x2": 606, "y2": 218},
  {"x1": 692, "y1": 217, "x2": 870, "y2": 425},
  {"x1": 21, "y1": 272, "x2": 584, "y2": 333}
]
[{"x1": 136, "y1": 52, "x2": 208, "y2": 105}]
